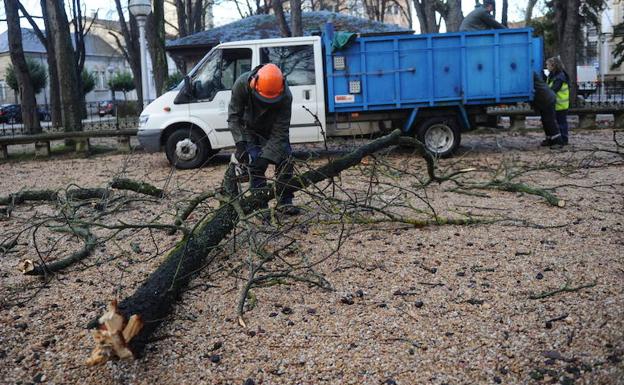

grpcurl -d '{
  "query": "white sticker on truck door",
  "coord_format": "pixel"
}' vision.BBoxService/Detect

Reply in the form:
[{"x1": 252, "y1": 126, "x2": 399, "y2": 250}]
[{"x1": 334, "y1": 95, "x2": 355, "y2": 103}]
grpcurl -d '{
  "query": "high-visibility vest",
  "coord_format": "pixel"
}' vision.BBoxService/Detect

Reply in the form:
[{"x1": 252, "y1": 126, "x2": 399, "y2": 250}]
[{"x1": 547, "y1": 77, "x2": 570, "y2": 111}]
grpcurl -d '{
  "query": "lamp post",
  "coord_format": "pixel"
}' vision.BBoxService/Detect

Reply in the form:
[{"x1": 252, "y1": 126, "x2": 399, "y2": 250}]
[
  {"x1": 128, "y1": 0, "x2": 152, "y2": 108},
  {"x1": 107, "y1": 65, "x2": 116, "y2": 116},
  {"x1": 599, "y1": 33, "x2": 607, "y2": 100}
]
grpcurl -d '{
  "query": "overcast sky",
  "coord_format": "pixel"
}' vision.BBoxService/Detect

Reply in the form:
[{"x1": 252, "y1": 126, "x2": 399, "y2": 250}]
[{"x1": 1, "y1": 0, "x2": 540, "y2": 34}]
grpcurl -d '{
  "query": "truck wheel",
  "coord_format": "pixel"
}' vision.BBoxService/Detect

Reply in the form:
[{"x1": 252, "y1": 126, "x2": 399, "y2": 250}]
[
  {"x1": 416, "y1": 117, "x2": 461, "y2": 157},
  {"x1": 165, "y1": 128, "x2": 212, "y2": 169}
]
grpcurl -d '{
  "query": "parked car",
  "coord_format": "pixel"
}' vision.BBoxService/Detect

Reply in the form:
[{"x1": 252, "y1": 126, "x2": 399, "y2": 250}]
[
  {"x1": 0, "y1": 104, "x2": 51, "y2": 124},
  {"x1": 98, "y1": 100, "x2": 116, "y2": 117}
]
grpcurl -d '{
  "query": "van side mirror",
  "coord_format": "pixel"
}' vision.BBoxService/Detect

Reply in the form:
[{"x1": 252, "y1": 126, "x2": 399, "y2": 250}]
[{"x1": 174, "y1": 75, "x2": 194, "y2": 104}]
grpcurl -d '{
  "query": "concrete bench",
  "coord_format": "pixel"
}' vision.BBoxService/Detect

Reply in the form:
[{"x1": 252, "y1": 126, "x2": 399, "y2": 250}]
[{"x1": 0, "y1": 129, "x2": 137, "y2": 160}]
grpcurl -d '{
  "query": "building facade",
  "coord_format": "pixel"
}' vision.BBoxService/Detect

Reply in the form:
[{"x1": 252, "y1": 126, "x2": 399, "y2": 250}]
[
  {"x1": 0, "y1": 26, "x2": 129, "y2": 105},
  {"x1": 600, "y1": 0, "x2": 624, "y2": 80}
]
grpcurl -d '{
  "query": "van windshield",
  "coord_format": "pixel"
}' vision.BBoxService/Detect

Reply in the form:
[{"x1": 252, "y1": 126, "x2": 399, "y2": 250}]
[{"x1": 190, "y1": 48, "x2": 252, "y2": 101}]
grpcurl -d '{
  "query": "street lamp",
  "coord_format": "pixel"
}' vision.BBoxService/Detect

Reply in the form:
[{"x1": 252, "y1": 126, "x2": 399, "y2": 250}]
[
  {"x1": 128, "y1": 0, "x2": 152, "y2": 108},
  {"x1": 107, "y1": 65, "x2": 117, "y2": 115},
  {"x1": 599, "y1": 33, "x2": 611, "y2": 100}
]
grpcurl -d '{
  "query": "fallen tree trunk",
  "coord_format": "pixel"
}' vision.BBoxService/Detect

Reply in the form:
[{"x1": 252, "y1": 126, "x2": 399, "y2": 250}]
[
  {"x1": 0, "y1": 190, "x2": 58, "y2": 206},
  {"x1": 111, "y1": 178, "x2": 164, "y2": 198},
  {"x1": 87, "y1": 129, "x2": 405, "y2": 359}
]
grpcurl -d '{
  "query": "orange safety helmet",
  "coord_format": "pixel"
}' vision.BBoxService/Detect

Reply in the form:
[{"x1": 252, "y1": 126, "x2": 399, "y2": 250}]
[{"x1": 250, "y1": 63, "x2": 285, "y2": 103}]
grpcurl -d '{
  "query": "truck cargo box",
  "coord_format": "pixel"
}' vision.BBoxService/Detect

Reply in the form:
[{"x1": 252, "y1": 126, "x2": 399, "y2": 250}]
[{"x1": 324, "y1": 26, "x2": 543, "y2": 113}]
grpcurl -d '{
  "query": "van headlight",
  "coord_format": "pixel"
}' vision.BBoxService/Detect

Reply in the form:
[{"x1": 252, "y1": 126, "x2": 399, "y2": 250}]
[{"x1": 139, "y1": 115, "x2": 149, "y2": 127}]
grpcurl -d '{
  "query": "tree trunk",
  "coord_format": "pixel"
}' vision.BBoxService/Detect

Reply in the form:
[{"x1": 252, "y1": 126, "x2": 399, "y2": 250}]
[
  {"x1": 272, "y1": 0, "x2": 291, "y2": 37},
  {"x1": 413, "y1": 0, "x2": 438, "y2": 33},
  {"x1": 443, "y1": 0, "x2": 464, "y2": 32},
  {"x1": 18, "y1": 1, "x2": 62, "y2": 128},
  {"x1": 4, "y1": 0, "x2": 41, "y2": 134},
  {"x1": 41, "y1": 1, "x2": 62, "y2": 128},
  {"x1": 113, "y1": 0, "x2": 143, "y2": 105},
  {"x1": 46, "y1": 51, "x2": 62, "y2": 128},
  {"x1": 501, "y1": 0, "x2": 509, "y2": 27},
  {"x1": 45, "y1": 0, "x2": 83, "y2": 133},
  {"x1": 147, "y1": 0, "x2": 169, "y2": 97},
  {"x1": 555, "y1": 0, "x2": 579, "y2": 105},
  {"x1": 193, "y1": 0, "x2": 204, "y2": 32},
  {"x1": 525, "y1": 0, "x2": 539, "y2": 23},
  {"x1": 176, "y1": 0, "x2": 188, "y2": 37},
  {"x1": 291, "y1": 0, "x2": 303, "y2": 37}
]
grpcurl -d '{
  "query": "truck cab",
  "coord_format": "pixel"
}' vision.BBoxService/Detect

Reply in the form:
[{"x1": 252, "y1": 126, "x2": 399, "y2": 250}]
[{"x1": 138, "y1": 36, "x2": 327, "y2": 169}]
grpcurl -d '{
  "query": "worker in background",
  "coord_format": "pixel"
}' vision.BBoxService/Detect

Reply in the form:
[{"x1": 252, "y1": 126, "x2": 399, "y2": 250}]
[
  {"x1": 546, "y1": 57, "x2": 570, "y2": 145},
  {"x1": 228, "y1": 63, "x2": 301, "y2": 216},
  {"x1": 533, "y1": 73, "x2": 564, "y2": 147},
  {"x1": 459, "y1": 0, "x2": 506, "y2": 31}
]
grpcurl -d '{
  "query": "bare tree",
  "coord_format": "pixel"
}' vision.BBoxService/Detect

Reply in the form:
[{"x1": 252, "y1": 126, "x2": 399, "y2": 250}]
[
  {"x1": 17, "y1": 1, "x2": 62, "y2": 128},
  {"x1": 553, "y1": 0, "x2": 580, "y2": 103},
  {"x1": 437, "y1": 0, "x2": 463, "y2": 32},
  {"x1": 44, "y1": 0, "x2": 83, "y2": 133},
  {"x1": 291, "y1": 0, "x2": 303, "y2": 37},
  {"x1": 413, "y1": 0, "x2": 439, "y2": 33},
  {"x1": 272, "y1": 0, "x2": 291, "y2": 37},
  {"x1": 112, "y1": 0, "x2": 143, "y2": 105},
  {"x1": 227, "y1": 0, "x2": 271, "y2": 18},
  {"x1": 501, "y1": 0, "x2": 509, "y2": 27},
  {"x1": 147, "y1": 0, "x2": 169, "y2": 96},
  {"x1": 525, "y1": 0, "x2": 539, "y2": 23},
  {"x1": 4, "y1": 0, "x2": 41, "y2": 133}
]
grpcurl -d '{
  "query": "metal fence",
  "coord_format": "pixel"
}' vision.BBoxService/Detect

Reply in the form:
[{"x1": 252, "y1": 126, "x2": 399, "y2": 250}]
[
  {"x1": 0, "y1": 100, "x2": 143, "y2": 137},
  {"x1": 2, "y1": 81, "x2": 624, "y2": 138},
  {"x1": 575, "y1": 81, "x2": 624, "y2": 107}
]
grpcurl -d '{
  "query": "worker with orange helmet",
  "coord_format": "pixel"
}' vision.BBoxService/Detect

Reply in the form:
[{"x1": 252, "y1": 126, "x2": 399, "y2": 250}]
[{"x1": 228, "y1": 63, "x2": 299, "y2": 215}]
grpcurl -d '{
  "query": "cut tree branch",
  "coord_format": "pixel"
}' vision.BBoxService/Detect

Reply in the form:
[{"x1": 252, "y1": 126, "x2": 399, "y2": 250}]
[{"x1": 86, "y1": 129, "x2": 406, "y2": 359}]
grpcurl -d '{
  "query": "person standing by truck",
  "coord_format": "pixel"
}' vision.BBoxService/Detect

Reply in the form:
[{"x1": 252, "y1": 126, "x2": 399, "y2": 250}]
[
  {"x1": 546, "y1": 57, "x2": 570, "y2": 145},
  {"x1": 459, "y1": 0, "x2": 506, "y2": 31},
  {"x1": 228, "y1": 63, "x2": 301, "y2": 215},
  {"x1": 533, "y1": 73, "x2": 564, "y2": 147}
]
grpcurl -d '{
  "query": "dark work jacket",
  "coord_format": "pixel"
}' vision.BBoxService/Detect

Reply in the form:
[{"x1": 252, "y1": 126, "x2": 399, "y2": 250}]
[
  {"x1": 227, "y1": 71, "x2": 293, "y2": 164},
  {"x1": 546, "y1": 71, "x2": 569, "y2": 93},
  {"x1": 459, "y1": 5, "x2": 506, "y2": 31},
  {"x1": 533, "y1": 72, "x2": 556, "y2": 108}
]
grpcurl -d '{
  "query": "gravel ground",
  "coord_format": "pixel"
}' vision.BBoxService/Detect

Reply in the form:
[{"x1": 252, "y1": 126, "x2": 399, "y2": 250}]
[{"x1": 0, "y1": 129, "x2": 623, "y2": 385}]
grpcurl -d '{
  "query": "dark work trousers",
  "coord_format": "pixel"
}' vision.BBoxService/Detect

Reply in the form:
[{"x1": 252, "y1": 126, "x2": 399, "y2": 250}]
[
  {"x1": 247, "y1": 143, "x2": 294, "y2": 205},
  {"x1": 556, "y1": 110, "x2": 569, "y2": 140}
]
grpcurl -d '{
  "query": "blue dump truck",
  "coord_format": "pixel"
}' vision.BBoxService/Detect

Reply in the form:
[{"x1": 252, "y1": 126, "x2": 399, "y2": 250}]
[{"x1": 138, "y1": 24, "x2": 543, "y2": 168}]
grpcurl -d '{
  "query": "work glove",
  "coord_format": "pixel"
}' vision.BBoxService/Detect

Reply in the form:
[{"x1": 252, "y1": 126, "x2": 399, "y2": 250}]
[{"x1": 235, "y1": 141, "x2": 249, "y2": 164}]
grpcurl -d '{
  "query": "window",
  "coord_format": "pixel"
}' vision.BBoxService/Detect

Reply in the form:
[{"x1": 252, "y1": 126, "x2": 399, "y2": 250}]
[
  {"x1": 221, "y1": 48, "x2": 253, "y2": 89},
  {"x1": 0, "y1": 81, "x2": 6, "y2": 100},
  {"x1": 260, "y1": 44, "x2": 315, "y2": 86},
  {"x1": 98, "y1": 71, "x2": 106, "y2": 90},
  {"x1": 191, "y1": 47, "x2": 252, "y2": 101}
]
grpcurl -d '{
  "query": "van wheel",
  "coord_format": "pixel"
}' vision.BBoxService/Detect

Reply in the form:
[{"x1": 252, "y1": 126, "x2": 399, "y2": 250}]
[
  {"x1": 165, "y1": 128, "x2": 212, "y2": 169},
  {"x1": 416, "y1": 117, "x2": 461, "y2": 157}
]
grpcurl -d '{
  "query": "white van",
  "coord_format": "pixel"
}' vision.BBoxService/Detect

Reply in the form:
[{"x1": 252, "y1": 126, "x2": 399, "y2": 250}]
[{"x1": 138, "y1": 36, "x2": 328, "y2": 169}]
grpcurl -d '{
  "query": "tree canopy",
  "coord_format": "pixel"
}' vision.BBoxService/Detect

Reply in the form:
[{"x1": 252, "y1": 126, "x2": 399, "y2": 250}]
[
  {"x1": 5, "y1": 59, "x2": 48, "y2": 95},
  {"x1": 109, "y1": 72, "x2": 136, "y2": 96},
  {"x1": 81, "y1": 70, "x2": 96, "y2": 95}
]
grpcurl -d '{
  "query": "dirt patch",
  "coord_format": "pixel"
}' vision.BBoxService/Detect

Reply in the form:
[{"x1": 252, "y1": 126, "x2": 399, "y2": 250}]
[{"x1": 0, "y1": 129, "x2": 622, "y2": 385}]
